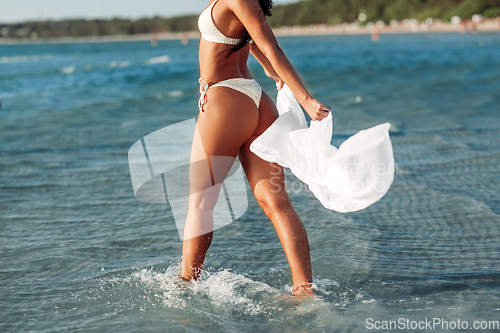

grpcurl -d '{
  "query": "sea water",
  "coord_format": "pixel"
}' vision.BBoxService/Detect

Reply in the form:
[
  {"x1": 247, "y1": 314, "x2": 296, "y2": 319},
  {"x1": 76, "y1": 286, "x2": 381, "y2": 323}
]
[{"x1": 1, "y1": 33, "x2": 499, "y2": 332}]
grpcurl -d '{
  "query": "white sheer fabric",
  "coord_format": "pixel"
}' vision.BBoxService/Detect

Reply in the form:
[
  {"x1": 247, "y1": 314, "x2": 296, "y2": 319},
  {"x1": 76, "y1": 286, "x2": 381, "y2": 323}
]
[{"x1": 250, "y1": 84, "x2": 395, "y2": 213}]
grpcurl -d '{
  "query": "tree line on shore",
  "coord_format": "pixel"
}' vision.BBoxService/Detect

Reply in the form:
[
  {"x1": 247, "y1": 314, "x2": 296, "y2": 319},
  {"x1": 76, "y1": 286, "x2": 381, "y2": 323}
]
[{"x1": 1, "y1": 0, "x2": 499, "y2": 39}]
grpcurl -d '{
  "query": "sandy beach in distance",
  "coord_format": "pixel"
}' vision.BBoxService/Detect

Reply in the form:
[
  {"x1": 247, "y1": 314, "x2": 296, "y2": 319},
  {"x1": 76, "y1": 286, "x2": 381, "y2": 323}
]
[
  {"x1": 0, "y1": 18, "x2": 498, "y2": 45},
  {"x1": 275, "y1": 18, "x2": 499, "y2": 36}
]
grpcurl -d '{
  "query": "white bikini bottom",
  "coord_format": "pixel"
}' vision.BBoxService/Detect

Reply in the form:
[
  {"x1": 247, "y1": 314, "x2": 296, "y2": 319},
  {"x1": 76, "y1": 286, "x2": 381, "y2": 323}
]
[{"x1": 198, "y1": 77, "x2": 262, "y2": 112}]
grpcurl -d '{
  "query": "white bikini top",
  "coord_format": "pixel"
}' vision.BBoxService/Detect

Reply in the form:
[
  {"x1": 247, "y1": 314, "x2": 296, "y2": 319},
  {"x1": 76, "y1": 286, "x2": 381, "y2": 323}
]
[{"x1": 198, "y1": 0, "x2": 241, "y2": 45}]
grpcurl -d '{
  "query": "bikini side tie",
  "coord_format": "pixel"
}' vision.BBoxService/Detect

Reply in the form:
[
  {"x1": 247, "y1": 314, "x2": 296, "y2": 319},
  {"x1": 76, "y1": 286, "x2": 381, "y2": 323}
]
[{"x1": 198, "y1": 78, "x2": 209, "y2": 112}]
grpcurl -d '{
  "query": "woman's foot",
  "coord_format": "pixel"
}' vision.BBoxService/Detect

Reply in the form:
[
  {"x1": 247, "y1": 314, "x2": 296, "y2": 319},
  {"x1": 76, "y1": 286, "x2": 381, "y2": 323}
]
[{"x1": 292, "y1": 282, "x2": 315, "y2": 296}]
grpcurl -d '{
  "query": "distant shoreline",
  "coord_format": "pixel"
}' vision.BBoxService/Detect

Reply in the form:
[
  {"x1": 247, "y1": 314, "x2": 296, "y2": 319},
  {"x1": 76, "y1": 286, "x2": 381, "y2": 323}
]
[
  {"x1": 274, "y1": 19, "x2": 499, "y2": 36},
  {"x1": 0, "y1": 19, "x2": 498, "y2": 45}
]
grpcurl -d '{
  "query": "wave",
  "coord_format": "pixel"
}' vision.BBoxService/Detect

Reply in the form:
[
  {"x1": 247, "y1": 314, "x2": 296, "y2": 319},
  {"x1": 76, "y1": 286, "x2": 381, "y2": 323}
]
[
  {"x1": 109, "y1": 61, "x2": 130, "y2": 68},
  {"x1": 146, "y1": 55, "x2": 170, "y2": 64},
  {"x1": 0, "y1": 54, "x2": 52, "y2": 64},
  {"x1": 167, "y1": 90, "x2": 183, "y2": 97},
  {"x1": 60, "y1": 65, "x2": 75, "y2": 74}
]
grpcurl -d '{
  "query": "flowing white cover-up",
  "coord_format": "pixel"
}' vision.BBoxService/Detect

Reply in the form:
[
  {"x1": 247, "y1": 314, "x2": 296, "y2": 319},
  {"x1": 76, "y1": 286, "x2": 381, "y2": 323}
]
[{"x1": 250, "y1": 84, "x2": 395, "y2": 213}]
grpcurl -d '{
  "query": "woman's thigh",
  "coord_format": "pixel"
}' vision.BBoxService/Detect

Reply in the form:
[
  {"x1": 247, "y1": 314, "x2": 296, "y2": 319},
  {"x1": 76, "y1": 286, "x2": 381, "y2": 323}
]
[
  {"x1": 191, "y1": 87, "x2": 260, "y2": 190},
  {"x1": 254, "y1": 91, "x2": 279, "y2": 137},
  {"x1": 238, "y1": 91, "x2": 285, "y2": 195}
]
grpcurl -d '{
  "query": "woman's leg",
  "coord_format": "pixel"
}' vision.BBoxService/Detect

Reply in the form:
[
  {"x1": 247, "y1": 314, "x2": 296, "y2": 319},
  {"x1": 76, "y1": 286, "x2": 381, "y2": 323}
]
[
  {"x1": 181, "y1": 87, "x2": 259, "y2": 280},
  {"x1": 238, "y1": 92, "x2": 314, "y2": 296}
]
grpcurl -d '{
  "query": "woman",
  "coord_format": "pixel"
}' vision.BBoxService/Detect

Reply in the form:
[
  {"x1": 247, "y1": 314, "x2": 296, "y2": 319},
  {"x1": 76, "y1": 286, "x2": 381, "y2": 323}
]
[{"x1": 180, "y1": 0, "x2": 330, "y2": 296}]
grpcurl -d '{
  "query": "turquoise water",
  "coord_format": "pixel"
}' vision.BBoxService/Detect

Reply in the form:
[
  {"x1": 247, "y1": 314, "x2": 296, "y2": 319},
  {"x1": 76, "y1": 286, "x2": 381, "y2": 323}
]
[{"x1": 1, "y1": 33, "x2": 500, "y2": 332}]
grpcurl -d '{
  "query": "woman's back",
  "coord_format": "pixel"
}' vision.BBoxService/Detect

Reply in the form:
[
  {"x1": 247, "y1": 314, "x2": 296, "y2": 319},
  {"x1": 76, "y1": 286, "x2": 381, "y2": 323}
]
[{"x1": 198, "y1": 0, "x2": 252, "y2": 84}]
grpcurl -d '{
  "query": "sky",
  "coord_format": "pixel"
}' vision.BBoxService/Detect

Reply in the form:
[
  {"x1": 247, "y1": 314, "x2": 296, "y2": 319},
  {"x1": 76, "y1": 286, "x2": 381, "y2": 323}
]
[{"x1": 0, "y1": 0, "x2": 298, "y2": 24}]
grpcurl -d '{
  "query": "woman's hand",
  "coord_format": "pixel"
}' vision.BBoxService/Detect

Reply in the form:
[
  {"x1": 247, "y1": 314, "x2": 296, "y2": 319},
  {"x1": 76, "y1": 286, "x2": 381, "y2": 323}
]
[
  {"x1": 301, "y1": 96, "x2": 330, "y2": 121},
  {"x1": 274, "y1": 77, "x2": 285, "y2": 90}
]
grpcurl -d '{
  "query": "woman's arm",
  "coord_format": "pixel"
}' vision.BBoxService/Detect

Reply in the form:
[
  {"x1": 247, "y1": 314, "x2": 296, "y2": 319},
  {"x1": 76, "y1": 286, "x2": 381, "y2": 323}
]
[
  {"x1": 230, "y1": 0, "x2": 330, "y2": 121},
  {"x1": 250, "y1": 43, "x2": 284, "y2": 90}
]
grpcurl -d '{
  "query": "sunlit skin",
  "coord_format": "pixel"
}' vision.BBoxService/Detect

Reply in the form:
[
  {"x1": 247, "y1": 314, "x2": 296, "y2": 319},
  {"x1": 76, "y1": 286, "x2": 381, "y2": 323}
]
[{"x1": 180, "y1": 0, "x2": 330, "y2": 296}]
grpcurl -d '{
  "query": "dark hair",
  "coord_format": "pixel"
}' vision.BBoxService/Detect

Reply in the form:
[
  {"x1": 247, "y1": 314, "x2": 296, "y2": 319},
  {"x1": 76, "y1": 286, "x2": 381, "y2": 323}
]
[{"x1": 226, "y1": 0, "x2": 274, "y2": 57}]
